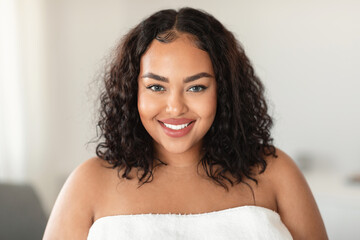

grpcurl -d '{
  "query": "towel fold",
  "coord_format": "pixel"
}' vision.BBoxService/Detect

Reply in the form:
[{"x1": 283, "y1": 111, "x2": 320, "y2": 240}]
[{"x1": 87, "y1": 205, "x2": 293, "y2": 240}]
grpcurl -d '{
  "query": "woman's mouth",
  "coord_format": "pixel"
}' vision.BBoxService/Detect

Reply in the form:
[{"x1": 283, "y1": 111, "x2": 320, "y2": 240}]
[
  {"x1": 162, "y1": 121, "x2": 193, "y2": 130},
  {"x1": 158, "y1": 120, "x2": 196, "y2": 138}
]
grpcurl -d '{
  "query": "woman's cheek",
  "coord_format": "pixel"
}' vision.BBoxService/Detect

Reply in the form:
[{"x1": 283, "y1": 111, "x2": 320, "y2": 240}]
[
  {"x1": 194, "y1": 95, "x2": 217, "y2": 122},
  {"x1": 138, "y1": 92, "x2": 161, "y2": 121}
]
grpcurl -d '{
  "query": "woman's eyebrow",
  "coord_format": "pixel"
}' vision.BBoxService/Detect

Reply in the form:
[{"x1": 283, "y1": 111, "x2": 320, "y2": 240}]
[
  {"x1": 141, "y1": 72, "x2": 214, "y2": 83},
  {"x1": 184, "y1": 72, "x2": 214, "y2": 83},
  {"x1": 141, "y1": 72, "x2": 168, "y2": 82}
]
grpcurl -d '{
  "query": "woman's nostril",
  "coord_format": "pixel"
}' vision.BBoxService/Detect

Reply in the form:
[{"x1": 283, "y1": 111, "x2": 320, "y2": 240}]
[{"x1": 165, "y1": 100, "x2": 188, "y2": 115}]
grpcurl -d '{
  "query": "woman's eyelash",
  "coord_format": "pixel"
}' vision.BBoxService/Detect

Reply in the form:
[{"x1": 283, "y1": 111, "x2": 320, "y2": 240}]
[
  {"x1": 145, "y1": 85, "x2": 207, "y2": 92},
  {"x1": 188, "y1": 85, "x2": 207, "y2": 92},
  {"x1": 146, "y1": 85, "x2": 165, "y2": 92}
]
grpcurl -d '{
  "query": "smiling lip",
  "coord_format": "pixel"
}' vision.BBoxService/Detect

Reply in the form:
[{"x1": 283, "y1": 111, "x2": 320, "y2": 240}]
[
  {"x1": 159, "y1": 118, "x2": 195, "y2": 125},
  {"x1": 158, "y1": 119, "x2": 196, "y2": 138}
]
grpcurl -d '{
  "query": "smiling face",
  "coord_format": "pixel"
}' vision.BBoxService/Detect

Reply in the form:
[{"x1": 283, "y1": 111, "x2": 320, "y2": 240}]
[{"x1": 137, "y1": 34, "x2": 217, "y2": 156}]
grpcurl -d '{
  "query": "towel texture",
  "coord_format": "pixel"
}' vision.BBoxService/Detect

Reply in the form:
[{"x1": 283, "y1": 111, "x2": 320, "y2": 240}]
[{"x1": 87, "y1": 205, "x2": 293, "y2": 240}]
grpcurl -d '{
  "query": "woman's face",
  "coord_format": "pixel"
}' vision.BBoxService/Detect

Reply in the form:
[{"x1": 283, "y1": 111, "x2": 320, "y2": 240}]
[{"x1": 137, "y1": 34, "x2": 217, "y2": 155}]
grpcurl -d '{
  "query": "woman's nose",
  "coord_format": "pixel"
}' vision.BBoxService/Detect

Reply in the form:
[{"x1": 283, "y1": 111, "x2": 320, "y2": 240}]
[{"x1": 165, "y1": 92, "x2": 188, "y2": 116}]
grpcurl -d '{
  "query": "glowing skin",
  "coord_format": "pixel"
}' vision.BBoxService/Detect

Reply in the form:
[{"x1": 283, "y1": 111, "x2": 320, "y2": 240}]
[{"x1": 137, "y1": 34, "x2": 217, "y2": 173}]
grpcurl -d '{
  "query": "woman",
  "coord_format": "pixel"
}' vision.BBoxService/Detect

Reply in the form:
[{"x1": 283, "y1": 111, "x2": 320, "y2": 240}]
[{"x1": 43, "y1": 7, "x2": 328, "y2": 239}]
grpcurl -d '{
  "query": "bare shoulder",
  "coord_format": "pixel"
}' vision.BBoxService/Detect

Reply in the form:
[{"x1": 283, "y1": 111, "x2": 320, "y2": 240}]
[
  {"x1": 43, "y1": 157, "x2": 110, "y2": 240},
  {"x1": 263, "y1": 148, "x2": 328, "y2": 240}
]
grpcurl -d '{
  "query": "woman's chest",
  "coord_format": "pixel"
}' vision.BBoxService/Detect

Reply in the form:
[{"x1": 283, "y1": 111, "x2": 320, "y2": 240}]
[{"x1": 92, "y1": 169, "x2": 277, "y2": 222}]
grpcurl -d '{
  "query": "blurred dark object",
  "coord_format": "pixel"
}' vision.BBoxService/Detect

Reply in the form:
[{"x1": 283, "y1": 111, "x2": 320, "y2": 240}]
[
  {"x1": 0, "y1": 182, "x2": 47, "y2": 240},
  {"x1": 296, "y1": 152, "x2": 313, "y2": 171},
  {"x1": 348, "y1": 173, "x2": 360, "y2": 185}
]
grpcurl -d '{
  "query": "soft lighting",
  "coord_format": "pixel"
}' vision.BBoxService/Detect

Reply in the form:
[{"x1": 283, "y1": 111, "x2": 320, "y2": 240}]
[{"x1": 0, "y1": 0, "x2": 25, "y2": 182}]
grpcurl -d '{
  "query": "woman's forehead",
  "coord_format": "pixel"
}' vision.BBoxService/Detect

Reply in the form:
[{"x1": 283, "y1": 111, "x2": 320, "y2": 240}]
[{"x1": 140, "y1": 35, "x2": 214, "y2": 76}]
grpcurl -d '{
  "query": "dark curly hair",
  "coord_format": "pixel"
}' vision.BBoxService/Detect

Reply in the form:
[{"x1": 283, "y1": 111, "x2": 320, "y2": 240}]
[{"x1": 93, "y1": 7, "x2": 277, "y2": 192}]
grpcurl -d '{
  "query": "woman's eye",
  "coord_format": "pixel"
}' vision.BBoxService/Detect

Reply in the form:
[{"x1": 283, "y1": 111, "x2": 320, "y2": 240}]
[
  {"x1": 146, "y1": 85, "x2": 165, "y2": 92},
  {"x1": 188, "y1": 85, "x2": 207, "y2": 92}
]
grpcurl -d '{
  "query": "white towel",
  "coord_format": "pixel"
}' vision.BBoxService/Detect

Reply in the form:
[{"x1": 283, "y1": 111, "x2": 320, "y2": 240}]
[{"x1": 87, "y1": 205, "x2": 293, "y2": 240}]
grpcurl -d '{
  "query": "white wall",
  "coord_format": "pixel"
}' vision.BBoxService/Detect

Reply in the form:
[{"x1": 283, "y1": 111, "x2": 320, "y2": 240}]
[{"x1": 12, "y1": 0, "x2": 360, "y2": 238}]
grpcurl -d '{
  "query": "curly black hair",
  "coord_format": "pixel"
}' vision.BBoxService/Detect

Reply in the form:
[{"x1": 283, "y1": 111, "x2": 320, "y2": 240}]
[{"x1": 93, "y1": 7, "x2": 277, "y2": 192}]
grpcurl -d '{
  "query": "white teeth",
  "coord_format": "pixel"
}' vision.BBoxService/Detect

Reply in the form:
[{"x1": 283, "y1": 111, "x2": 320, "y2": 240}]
[{"x1": 163, "y1": 122, "x2": 191, "y2": 130}]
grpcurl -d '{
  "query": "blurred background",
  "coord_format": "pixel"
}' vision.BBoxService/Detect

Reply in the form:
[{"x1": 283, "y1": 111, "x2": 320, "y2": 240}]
[{"x1": 0, "y1": 0, "x2": 359, "y2": 239}]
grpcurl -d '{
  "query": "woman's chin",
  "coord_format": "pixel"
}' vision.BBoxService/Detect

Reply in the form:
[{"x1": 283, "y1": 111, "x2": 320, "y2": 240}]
[
  {"x1": 156, "y1": 140, "x2": 192, "y2": 153},
  {"x1": 161, "y1": 145, "x2": 191, "y2": 155}
]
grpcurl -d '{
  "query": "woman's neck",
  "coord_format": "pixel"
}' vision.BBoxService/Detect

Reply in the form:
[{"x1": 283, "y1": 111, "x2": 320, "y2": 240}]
[{"x1": 152, "y1": 141, "x2": 206, "y2": 177}]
